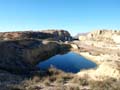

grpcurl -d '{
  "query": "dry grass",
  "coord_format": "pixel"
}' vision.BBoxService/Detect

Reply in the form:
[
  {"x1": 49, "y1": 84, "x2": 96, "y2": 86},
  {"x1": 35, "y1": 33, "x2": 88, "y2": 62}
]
[
  {"x1": 7, "y1": 67, "x2": 74, "y2": 90},
  {"x1": 64, "y1": 85, "x2": 80, "y2": 90},
  {"x1": 71, "y1": 77, "x2": 89, "y2": 86},
  {"x1": 43, "y1": 79, "x2": 51, "y2": 86},
  {"x1": 2, "y1": 67, "x2": 120, "y2": 90},
  {"x1": 89, "y1": 78, "x2": 120, "y2": 90}
]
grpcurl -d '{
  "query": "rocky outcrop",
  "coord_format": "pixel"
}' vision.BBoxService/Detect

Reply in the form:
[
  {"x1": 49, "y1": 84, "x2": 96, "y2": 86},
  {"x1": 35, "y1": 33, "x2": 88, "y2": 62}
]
[
  {"x1": 74, "y1": 33, "x2": 88, "y2": 40},
  {"x1": 78, "y1": 30, "x2": 120, "y2": 43},
  {"x1": 41, "y1": 30, "x2": 72, "y2": 41},
  {"x1": 0, "y1": 30, "x2": 72, "y2": 73},
  {"x1": 79, "y1": 36, "x2": 87, "y2": 41},
  {"x1": 0, "y1": 30, "x2": 72, "y2": 41},
  {"x1": 0, "y1": 69, "x2": 23, "y2": 90},
  {"x1": 0, "y1": 30, "x2": 73, "y2": 90},
  {"x1": 0, "y1": 39, "x2": 71, "y2": 73},
  {"x1": 71, "y1": 30, "x2": 120, "y2": 82},
  {"x1": 77, "y1": 52, "x2": 120, "y2": 80},
  {"x1": 112, "y1": 35, "x2": 120, "y2": 43},
  {"x1": 70, "y1": 44, "x2": 79, "y2": 49}
]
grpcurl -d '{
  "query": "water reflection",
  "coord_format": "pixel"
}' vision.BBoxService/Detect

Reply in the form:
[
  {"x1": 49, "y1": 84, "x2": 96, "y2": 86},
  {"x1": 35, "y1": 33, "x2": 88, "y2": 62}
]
[{"x1": 38, "y1": 52, "x2": 97, "y2": 73}]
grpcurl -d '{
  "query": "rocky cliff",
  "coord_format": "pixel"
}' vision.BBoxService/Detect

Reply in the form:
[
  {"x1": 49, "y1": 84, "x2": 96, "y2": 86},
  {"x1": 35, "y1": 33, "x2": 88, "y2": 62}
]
[
  {"x1": 79, "y1": 30, "x2": 120, "y2": 44},
  {"x1": 0, "y1": 30, "x2": 72, "y2": 41},
  {"x1": 0, "y1": 30, "x2": 72, "y2": 73}
]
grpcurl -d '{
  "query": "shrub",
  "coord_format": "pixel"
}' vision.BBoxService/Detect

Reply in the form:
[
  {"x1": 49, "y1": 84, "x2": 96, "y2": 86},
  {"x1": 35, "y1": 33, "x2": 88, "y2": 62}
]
[
  {"x1": 43, "y1": 79, "x2": 50, "y2": 86},
  {"x1": 70, "y1": 77, "x2": 89, "y2": 86},
  {"x1": 64, "y1": 85, "x2": 80, "y2": 90},
  {"x1": 89, "y1": 78, "x2": 119, "y2": 90}
]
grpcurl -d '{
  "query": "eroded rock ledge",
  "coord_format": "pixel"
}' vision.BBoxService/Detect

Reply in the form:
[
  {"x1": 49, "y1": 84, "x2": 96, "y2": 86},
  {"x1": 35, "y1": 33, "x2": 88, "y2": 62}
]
[{"x1": 0, "y1": 30, "x2": 72, "y2": 73}]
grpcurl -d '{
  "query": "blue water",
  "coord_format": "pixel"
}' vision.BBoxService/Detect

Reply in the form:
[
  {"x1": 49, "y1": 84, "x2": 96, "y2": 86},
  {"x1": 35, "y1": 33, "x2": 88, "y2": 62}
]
[{"x1": 38, "y1": 52, "x2": 97, "y2": 73}]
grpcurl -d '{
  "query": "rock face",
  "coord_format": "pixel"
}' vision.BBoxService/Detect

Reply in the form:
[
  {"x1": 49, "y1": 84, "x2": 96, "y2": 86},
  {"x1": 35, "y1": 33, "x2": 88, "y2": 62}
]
[
  {"x1": 41, "y1": 30, "x2": 72, "y2": 41},
  {"x1": 0, "y1": 30, "x2": 72, "y2": 41},
  {"x1": 0, "y1": 39, "x2": 71, "y2": 73},
  {"x1": 79, "y1": 36, "x2": 87, "y2": 41},
  {"x1": 70, "y1": 44, "x2": 79, "y2": 49},
  {"x1": 112, "y1": 35, "x2": 120, "y2": 43},
  {"x1": 0, "y1": 30, "x2": 72, "y2": 73},
  {"x1": 75, "y1": 30, "x2": 120, "y2": 81},
  {"x1": 79, "y1": 30, "x2": 120, "y2": 43}
]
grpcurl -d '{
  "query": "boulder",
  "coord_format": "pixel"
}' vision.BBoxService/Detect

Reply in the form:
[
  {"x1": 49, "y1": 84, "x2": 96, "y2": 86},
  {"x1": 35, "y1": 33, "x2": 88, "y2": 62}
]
[{"x1": 70, "y1": 44, "x2": 79, "y2": 49}]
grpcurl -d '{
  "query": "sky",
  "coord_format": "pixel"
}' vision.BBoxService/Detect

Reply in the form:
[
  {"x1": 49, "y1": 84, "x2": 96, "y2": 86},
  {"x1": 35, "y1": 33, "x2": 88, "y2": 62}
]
[{"x1": 0, "y1": 0, "x2": 120, "y2": 35}]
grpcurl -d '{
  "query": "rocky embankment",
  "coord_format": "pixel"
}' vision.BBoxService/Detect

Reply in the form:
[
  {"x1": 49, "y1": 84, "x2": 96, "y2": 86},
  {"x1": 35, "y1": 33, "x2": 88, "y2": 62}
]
[
  {"x1": 0, "y1": 30, "x2": 73, "y2": 90},
  {"x1": 71, "y1": 30, "x2": 120, "y2": 89},
  {"x1": 0, "y1": 30, "x2": 72, "y2": 74},
  {"x1": 0, "y1": 39, "x2": 71, "y2": 74}
]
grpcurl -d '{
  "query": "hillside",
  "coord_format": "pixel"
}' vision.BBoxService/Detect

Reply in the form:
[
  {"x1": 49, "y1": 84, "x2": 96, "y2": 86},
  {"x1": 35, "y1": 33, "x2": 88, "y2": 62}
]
[{"x1": 0, "y1": 29, "x2": 120, "y2": 90}]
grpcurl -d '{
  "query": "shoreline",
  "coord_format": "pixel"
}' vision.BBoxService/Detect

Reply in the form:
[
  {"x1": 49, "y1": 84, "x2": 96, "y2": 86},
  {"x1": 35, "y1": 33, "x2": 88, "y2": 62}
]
[
  {"x1": 71, "y1": 50, "x2": 100, "y2": 65},
  {"x1": 71, "y1": 49, "x2": 120, "y2": 80}
]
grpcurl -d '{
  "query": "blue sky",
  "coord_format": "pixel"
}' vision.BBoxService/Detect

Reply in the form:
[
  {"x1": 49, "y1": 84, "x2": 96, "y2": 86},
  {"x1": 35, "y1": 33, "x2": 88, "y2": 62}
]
[{"x1": 0, "y1": 0, "x2": 120, "y2": 35}]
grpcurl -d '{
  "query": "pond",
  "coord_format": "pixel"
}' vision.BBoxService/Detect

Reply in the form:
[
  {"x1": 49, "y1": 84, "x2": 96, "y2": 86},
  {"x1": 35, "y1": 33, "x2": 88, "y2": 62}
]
[{"x1": 37, "y1": 52, "x2": 97, "y2": 73}]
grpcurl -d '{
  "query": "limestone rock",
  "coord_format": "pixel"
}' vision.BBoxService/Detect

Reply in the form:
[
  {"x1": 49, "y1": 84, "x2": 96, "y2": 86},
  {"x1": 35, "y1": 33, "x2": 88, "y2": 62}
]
[
  {"x1": 78, "y1": 30, "x2": 120, "y2": 43},
  {"x1": 78, "y1": 36, "x2": 87, "y2": 41},
  {"x1": 0, "y1": 30, "x2": 72, "y2": 73},
  {"x1": 95, "y1": 62, "x2": 120, "y2": 79},
  {"x1": 70, "y1": 44, "x2": 79, "y2": 49},
  {"x1": 112, "y1": 34, "x2": 120, "y2": 43}
]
